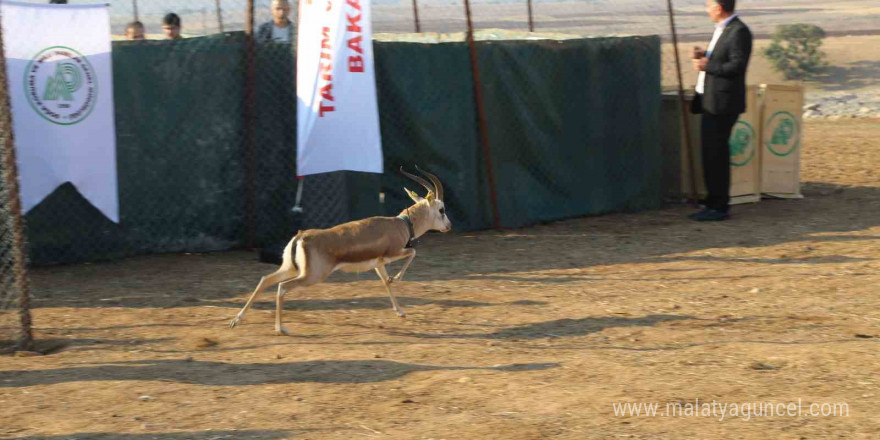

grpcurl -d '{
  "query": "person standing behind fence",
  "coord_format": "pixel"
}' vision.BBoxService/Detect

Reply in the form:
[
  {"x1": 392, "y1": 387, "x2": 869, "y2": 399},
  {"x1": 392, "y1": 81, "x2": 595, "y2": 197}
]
[
  {"x1": 162, "y1": 13, "x2": 183, "y2": 40},
  {"x1": 125, "y1": 21, "x2": 146, "y2": 40},
  {"x1": 256, "y1": 0, "x2": 296, "y2": 45},
  {"x1": 689, "y1": 0, "x2": 752, "y2": 222}
]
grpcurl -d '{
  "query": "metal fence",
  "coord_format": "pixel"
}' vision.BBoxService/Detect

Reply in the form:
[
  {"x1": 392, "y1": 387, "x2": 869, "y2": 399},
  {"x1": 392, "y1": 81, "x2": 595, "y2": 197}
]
[
  {"x1": 22, "y1": 0, "x2": 879, "y2": 90},
  {"x1": 1, "y1": 16, "x2": 32, "y2": 352}
]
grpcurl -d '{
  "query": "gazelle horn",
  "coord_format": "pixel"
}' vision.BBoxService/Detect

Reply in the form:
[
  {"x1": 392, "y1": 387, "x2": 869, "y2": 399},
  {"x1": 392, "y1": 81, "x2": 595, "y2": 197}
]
[
  {"x1": 415, "y1": 165, "x2": 444, "y2": 201},
  {"x1": 400, "y1": 166, "x2": 435, "y2": 197}
]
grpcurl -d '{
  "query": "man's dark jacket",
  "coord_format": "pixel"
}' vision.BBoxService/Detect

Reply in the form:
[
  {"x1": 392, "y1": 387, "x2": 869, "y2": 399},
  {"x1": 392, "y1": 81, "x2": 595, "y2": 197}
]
[{"x1": 692, "y1": 17, "x2": 753, "y2": 115}]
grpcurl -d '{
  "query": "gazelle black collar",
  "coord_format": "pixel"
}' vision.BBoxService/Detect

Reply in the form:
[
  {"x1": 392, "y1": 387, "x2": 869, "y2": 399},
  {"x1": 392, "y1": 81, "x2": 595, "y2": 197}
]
[{"x1": 397, "y1": 214, "x2": 417, "y2": 248}]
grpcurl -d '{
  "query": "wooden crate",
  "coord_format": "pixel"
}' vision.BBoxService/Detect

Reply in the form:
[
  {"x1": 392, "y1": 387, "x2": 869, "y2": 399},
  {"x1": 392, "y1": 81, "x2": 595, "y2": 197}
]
[
  {"x1": 729, "y1": 85, "x2": 762, "y2": 204},
  {"x1": 760, "y1": 84, "x2": 804, "y2": 198}
]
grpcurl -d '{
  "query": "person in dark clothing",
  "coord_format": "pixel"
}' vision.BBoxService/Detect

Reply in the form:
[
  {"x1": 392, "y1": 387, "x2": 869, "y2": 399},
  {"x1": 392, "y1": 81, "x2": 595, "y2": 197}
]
[
  {"x1": 689, "y1": 0, "x2": 753, "y2": 221},
  {"x1": 125, "y1": 21, "x2": 146, "y2": 40},
  {"x1": 162, "y1": 13, "x2": 183, "y2": 40},
  {"x1": 256, "y1": 0, "x2": 296, "y2": 45}
]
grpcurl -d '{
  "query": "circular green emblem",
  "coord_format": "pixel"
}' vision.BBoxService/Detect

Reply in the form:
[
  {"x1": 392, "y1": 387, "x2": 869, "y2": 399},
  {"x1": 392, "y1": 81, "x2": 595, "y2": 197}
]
[
  {"x1": 23, "y1": 46, "x2": 98, "y2": 125},
  {"x1": 729, "y1": 120, "x2": 756, "y2": 167},
  {"x1": 765, "y1": 111, "x2": 800, "y2": 157}
]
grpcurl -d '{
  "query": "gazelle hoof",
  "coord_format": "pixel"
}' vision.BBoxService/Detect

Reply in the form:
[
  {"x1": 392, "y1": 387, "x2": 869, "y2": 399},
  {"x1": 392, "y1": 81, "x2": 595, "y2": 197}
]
[
  {"x1": 275, "y1": 326, "x2": 292, "y2": 336},
  {"x1": 396, "y1": 311, "x2": 407, "y2": 318},
  {"x1": 229, "y1": 317, "x2": 241, "y2": 329}
]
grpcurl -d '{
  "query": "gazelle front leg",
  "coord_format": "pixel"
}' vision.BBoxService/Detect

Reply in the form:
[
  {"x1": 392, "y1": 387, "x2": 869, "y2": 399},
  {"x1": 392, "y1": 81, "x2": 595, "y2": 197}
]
[
  {"x1": 390, "y1": 248, "x2": 416, "y2": 284},
  {"x1": 375, "y1": 265, "x2": 406, "y2": 318}
]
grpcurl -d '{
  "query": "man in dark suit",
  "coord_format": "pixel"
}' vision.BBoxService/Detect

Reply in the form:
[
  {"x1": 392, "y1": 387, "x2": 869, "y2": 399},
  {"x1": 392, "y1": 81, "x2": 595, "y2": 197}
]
[{"x1": 689, "y1": 0, "x2": 752, "y2": 221}]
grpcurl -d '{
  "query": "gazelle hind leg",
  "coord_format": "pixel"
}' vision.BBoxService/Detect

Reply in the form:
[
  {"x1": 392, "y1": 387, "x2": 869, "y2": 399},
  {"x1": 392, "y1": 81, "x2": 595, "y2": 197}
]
[
  {"x1": 376, "y1": 265, "x2": 406, "y2": 318},
  {"x1": 274, "y1": 276, "x2": 313, "y2": 336},
  {"x1": 231, "y1": 237, "x2": 300, "y2": 329},
  {"x1": 274, "y1": 242, "x2": 334, "y2": 336},
  {"x1": 229, "y1": 266, "x2": 296, "y2": 329}
]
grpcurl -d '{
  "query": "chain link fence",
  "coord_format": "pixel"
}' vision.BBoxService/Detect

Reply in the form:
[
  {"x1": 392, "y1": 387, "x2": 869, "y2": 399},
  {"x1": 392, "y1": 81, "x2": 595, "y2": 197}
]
[
  {"x1": 13, "y1": 1, "x2": 880, "y2": 87},
  {"x1": 1, "y1": 17, "x2": 32, "y2": 353},
  {"x1": 0, "y1": 149, "x2": 31, "y2": 354},
  {"x1": 0, "y1": 145, "x2": 25, "y2": 353}
]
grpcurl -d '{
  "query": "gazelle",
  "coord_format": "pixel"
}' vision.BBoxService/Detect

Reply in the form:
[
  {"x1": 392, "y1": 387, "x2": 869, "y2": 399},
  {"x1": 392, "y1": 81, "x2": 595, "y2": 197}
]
[{"x1": 229, "y1": 166, "x2": 452, "y2": 335}]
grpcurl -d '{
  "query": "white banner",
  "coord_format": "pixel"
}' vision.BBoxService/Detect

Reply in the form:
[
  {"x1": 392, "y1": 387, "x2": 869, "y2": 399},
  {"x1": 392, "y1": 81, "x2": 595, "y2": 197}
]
[
  {"x1": 296, "y1": 0, "x2": 382, "y2": 176},
  {"x1": 1, "y1": 2, "x2": 118, "y2": 222}
]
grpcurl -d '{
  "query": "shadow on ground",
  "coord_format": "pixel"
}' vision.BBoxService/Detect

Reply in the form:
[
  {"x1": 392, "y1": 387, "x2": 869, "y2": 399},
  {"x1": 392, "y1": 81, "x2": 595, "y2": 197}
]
[
  {"x1": 6, "y1": 431, "x2": 296, "y2": 440},
  {"x1": 393, "y1": 314, "x2": 695, "y2": 340},
  {"x1": 32, "y1": 294, "x2": 546, "y2": 310},
  {"x1": 0, "y1": 359, "x2": 559, "y2": 387}
]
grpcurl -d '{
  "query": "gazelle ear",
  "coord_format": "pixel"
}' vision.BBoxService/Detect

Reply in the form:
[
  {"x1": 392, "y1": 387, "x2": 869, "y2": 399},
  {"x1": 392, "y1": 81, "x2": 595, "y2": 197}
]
[{"x1": 404, "y1": 187, "x2": 423, "y2": 203}]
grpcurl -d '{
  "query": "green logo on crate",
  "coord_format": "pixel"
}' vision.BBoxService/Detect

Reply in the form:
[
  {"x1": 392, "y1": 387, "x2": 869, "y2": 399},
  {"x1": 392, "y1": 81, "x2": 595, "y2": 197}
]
[
  {"x1": 765, "y1": 111, "x2": 800, "y2": 157},
  {"x1": 729, "y1": 120, "x2": 756, "y2": 167},
  {"x1": 23, "y1": 46, "x2": 98, "y2": 125}
]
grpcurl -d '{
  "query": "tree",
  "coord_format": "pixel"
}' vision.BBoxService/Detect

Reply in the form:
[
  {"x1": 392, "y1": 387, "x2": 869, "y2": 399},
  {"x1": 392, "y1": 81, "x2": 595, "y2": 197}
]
[{"x1": 763, "y1": 24, "x2": 828, "y2": 80}]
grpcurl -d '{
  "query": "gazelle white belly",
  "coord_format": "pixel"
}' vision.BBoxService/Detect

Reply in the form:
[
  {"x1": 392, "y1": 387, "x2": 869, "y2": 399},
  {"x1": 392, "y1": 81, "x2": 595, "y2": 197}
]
[{"x1": 334, "y1": 259, "x2": 382, "y2": 273}]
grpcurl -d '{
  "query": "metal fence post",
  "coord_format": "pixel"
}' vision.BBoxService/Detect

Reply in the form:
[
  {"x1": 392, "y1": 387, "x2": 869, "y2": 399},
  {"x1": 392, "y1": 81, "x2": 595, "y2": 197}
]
[
  {"x1": 527, "y1": 0, "x2": 535, "y2": 32},
  {"x1": 0, "y1": 11, "x2": 34, "y2": 352},
  {"x1": 463, "y1": 0, "x2": 501, "y2": 229},
  {"x1": 666, "y1": 0, "x2": 699, "y2": 206},
  {"x1": 216, "y1": 0, "x2": 225, "y2": 33},
  {"x1": 245, "y1": 0, "x2": 257, "y2": 247},
  {"x1": 412, "y1": 0, "x2": 421, "y2": 33}
]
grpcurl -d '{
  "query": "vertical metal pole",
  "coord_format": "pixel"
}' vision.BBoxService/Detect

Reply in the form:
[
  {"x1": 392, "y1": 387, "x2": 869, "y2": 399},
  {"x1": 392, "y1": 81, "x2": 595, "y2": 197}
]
[
  {"x1": 666, "y1": 0, "x2": 698, "y2": 205},
  {"x1": 215, "y1": 0, "x2": 225, "y2": 33},
  {"x1": 132, "y1": 0, "x2": 139, "y2": 22},
  {"x1": 527, "y1": 0, "x2": 534, "y2": 32},
  {"x1": 411, "y1": 0, "x2": 421, "y2": 33},
  {"x1": 463, "y1": 0, "x2": 500, "y2": 229},
  {"x1": 245, "y1": 0, "x2": 257, "y2": 247},
  {"x1": 202, "y1": 8, "x2": 208, "y2": 36},
  {"x1": 0, "y1": 12, "x2": 34, "y2": 352}
]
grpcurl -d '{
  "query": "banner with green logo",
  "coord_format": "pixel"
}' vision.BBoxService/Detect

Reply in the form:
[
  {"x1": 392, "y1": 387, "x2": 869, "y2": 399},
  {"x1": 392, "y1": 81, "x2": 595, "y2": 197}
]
[{"x1": 1, "y1": 1, "x2": 118, "y2": 222}]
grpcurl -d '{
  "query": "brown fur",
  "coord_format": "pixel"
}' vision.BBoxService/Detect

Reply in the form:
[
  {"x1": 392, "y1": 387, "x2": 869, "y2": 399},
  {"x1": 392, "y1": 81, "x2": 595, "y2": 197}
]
[{"x1": 300, "y1": 217, "x2": 411, "y2": 264}]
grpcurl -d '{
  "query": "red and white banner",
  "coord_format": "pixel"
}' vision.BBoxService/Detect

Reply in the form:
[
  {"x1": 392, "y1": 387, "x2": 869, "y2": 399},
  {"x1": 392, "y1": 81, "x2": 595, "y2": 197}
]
[{"x1": 296, "y1": 0, "x2": 382, "y2": 176}]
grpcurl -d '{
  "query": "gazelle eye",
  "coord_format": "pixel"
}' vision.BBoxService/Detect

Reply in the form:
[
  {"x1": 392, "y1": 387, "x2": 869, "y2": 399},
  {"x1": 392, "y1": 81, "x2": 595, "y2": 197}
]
[{"x1": 439, "y1": 208, "x2": 446, "y2": 215}]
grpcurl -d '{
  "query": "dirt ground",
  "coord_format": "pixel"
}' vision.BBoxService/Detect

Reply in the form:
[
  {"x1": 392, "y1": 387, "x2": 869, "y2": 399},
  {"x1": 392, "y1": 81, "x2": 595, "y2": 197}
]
[{"x1": 2, "y1": 118, "x2": 879, "y2": 439}]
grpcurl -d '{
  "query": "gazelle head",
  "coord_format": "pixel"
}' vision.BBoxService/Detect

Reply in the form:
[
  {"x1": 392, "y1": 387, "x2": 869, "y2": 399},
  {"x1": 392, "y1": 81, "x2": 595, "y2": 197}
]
[{"x1": 400, "y1": 166, "x2": 453, "y2": 233}]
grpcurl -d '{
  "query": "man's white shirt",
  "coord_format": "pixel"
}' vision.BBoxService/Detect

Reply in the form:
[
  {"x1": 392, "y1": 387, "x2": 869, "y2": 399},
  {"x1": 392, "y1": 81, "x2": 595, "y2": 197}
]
[{"x1": 696, "y1": 13, "x2": 739, "y2": 95}]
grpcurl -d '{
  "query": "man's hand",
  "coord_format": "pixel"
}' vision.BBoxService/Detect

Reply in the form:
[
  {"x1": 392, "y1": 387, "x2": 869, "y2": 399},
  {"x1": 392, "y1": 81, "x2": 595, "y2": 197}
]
[
  {"x1": 692, "y1": 46, "x2": 706, "y2": 59},
  {"x1": 692, "y1": 57, "x2": 709, "y2": 72}
]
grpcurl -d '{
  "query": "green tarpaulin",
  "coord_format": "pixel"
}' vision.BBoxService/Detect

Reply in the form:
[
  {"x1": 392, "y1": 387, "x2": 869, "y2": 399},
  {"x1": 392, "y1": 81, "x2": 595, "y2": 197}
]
[{"x1": 11, "y1": 32, "x2": 661, "y2": 265}]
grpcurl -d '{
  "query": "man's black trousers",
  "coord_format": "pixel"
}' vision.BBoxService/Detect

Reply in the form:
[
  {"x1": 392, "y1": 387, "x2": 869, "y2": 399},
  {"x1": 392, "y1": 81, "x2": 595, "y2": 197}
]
[{"x1": 700, "y1": 112, "x2": 739, "y2": 213}]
